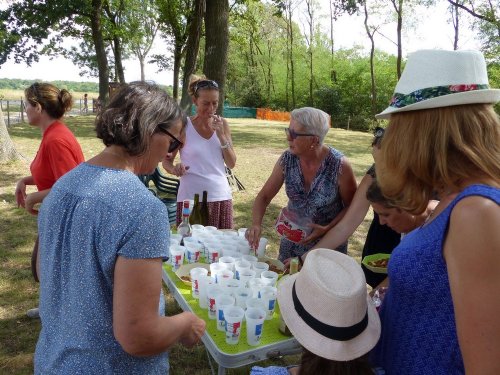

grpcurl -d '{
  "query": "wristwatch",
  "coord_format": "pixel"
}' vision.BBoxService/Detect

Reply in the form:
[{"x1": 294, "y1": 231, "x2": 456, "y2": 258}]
[{"x1": 221, "y1": 141, "x2": 232, "y2": 149}]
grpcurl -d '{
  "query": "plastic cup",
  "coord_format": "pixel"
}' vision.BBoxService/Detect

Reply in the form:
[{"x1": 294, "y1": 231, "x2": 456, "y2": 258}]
[
  {"x1": 223, "y1": 306, "x2": 245, "y2": 345},
  {"x1": 246, "y1": 297, "x2": 266, "y2": 311},
  {"x1": 218, "y1": 269, "x2": 234, "y2": 286},
  {"x1": 223, "y1": 230, "x2": 238, "y2": 237},
  {"x1": 207, "y1": 245, "x2": 220, "y2": 264},
  {"x1": 190, "y1": 267, "x2": 209, "y2": 299},
  {"x1": 207, "y1": 284, "x2": 225, "y2": 320},
  {"x1": 169, "y1": 245, "x2": 185, "y2": 270},
  {"x1": 237, "y1": 228, "x2": 248, "y2": 237},
  {"x1": 170, "y1": 238, "x2": 180, "y2": 247},
  {"x1": 252, "y1": 262, "x2": 269, "y2": 278},
  {"x1": 216, "y1": 294, "x2": 235, "y2": 331},
  {"x1": 209, "y1": 262, "x2": 225, "y2": 283},
  {"x1": 256, "y1": 237, "x2": 268, "y2": 257},
  {"x1": 234, "y1": 259, "x2": 251, "y2": 280},
  {"x1": 238, "y1": 268, "x2": 256, "y2": 287},
  {"x1": 170, "y1": 233, "x2": 183, "y2": 243},
  {"x1": 260, "y1": 286, "x2": 277, "y2": 320},
  {"x1": 219, "y1": 256, "x2": 236, "y2": 272},
  {"x1": 248, "y1": 278, "x2": 266, "y2": 298},
  {"x1": 242, "y1": 254, "x2": 258, "y2": 264},
  {"x1": 185, "y1": 243, "x2": 201, "y2": 263},
  {"x1": 237, "y1": 244, "x2": 251, "y2": 255},
  {"x1": 198, "y1": 275, "x2": 214, "y2": 309},
  {"x1": 261, "y1": 270, "x2": 279, "y2": 287},
  {"x1": 234, "y1": 287, "x2": 252, "y2": 309},
  {"x1": 192, "y1": 224, "x2": 205, "y2": 232},
  {"x1": 223, "y1": 278, "x2": 242, "y2": 291},
  {"x1": 245, "y1": 307, "x2": 266, "y2": 346},
  {"x1": 205, "y1": 226, "x2": 219, "y2": 233}
]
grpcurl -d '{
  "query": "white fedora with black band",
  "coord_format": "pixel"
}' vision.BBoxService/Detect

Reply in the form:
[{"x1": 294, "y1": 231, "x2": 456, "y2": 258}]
[
  {"x1": 277, "y1": 249, "x2": 380, "y2": 361},
  {"x1": 376, "y1": 49, "x2": 500, "y2": 119}
]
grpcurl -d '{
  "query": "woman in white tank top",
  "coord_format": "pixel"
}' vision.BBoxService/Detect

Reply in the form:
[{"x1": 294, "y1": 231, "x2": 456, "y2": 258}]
[{"x1": 162, "y1": 76, "x2": 237, "y2": 229}]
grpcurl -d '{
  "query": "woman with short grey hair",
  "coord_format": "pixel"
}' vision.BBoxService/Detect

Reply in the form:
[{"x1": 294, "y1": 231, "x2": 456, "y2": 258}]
[
  {"x1": 246, "y1": 106, "x2": 357, "y2": 265},
  {"x1": 35, "y1": 82, "x2": 206, "y2": 374}
]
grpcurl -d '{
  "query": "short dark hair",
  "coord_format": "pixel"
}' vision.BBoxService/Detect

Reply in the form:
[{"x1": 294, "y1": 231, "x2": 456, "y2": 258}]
[
  {"x1": 95, "y1": 81, "x2": 186, "y2": 156},
  {"x1": 366, "y1": 179, "x2": 396, "y2": 208},
  {"x1": 299, "y1": 348, "x2": 374, "y2": 375}
]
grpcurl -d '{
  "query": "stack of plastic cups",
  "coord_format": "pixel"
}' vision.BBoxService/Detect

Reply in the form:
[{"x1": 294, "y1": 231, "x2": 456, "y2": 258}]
[
  {"x1": 223, "y1": 306, "x2": 245, "y2": 345},
  {"x1": 261, "y1": 270, "x2": 279, "y2": 287},
  {"x1": 216, "y1": 294, "x2": 235, "y2": 331},
  {"x1": 190, "y1": 267, "x2": 208, "y2": 299},
  {"x1": 260, "y1": 286, "x2": 278, "y2": 320},
  {"x1": 185, "y1": 242, "x2": 202, "y2": 263},
  {"x1": 198, "y1": 275, "x2": 214, "y2": 308},
  {"x1": 209, "y1": 262, "x2": 225, "y2": 284},
  {"x1": 234, "y1": 259, "x2": 251, "y2": 280},
  {"x1": 245, "y1": 307, "x2": 266, "y2": 346},
  {"x1": 169, "y1": 245, "x2": 185, "y2": 270},
  {"x1": 206, "y1": 284, "x2": 225, "y2": 320}
]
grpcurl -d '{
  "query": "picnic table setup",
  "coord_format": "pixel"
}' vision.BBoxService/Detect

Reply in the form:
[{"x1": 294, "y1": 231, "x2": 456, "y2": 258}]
[{"x1": 163, "y1": 226, "x2": 301, "y2": 374}]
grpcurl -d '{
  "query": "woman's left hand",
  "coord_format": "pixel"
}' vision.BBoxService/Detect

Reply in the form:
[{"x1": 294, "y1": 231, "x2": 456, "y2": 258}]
[
  {"x1": 210, "y1": 114, "x2": 225, "y2": 136},
  {"x1": 299, "y1": 223, "x2": 328, "y2": 245}
]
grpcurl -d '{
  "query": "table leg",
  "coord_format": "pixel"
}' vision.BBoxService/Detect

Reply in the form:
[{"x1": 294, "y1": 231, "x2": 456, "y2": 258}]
[{"x1": 217, "y1": 365, "x2": 226, "y2": 375}]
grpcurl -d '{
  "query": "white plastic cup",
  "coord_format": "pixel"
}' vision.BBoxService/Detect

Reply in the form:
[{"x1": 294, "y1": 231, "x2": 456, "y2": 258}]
[
  {"x1": 205, "y1": 226, "x2": 219, "y2": 233},
  {"x1": 261, "y1": 270, "x2": 279, "y2": 287},
  {"x1": 248, "y1": 278, "x2": 266, "y2": 298},
  {"x1": 238, "y1": 268, "x2": 256, "y2": 287},
  {"x1": 207, "y1": 246, "x2": 220, "y2": 264},
  {"x1": 223, "y1": 306, "x2": 245, "y2": 345},
  {"x1": 242, "y1": 254, "x2": 258, "y2": 264},
  {"x1": 237, "y1": 244, "x2": 251, "y2": 255},
  {"x1": 209, "y1": 262, "x2": 225, "y2": 283},
  {"x1": 218, "y1": 269, "x2": 234, "y2": 286},
  {"x1": 192, "y1": 224, "x2": 205, "y2": 232},
  {"x1": 207, "y1": 284, "x2": 225, "y2": 320},
  {"x1": 245, "y1": 307, "x2": 266, "y2": 346},
  {"x1": 170, "y1": 233, "x2": 183, "y2": 243},
  {"x1": 223, "y1": 230, "x2": 238, "y2": 237},
  {"x1": 216, "y1": 294, "x2": 235, "y2": 331},
  {"x1": 257, "y1": 237, "x2": 268, "y2": 257},
  {"x1": 185, "y1": 243, "x2": 201, "y2": 263},
  {"x1": 198, "y1": 275, "x2": 214, "y2": 309},
  {"x1": 169, "y1": 245, "x2": 185, "y2": 270},
  {"x1": 234, "y1": 259, "x2": 251, "y2": 280},
  {"x1": 190, "y1": 267, "x2": 208, "y2": 299},
  {"x1": 170, "y1": 238, "x2": 180, "y2": 247},
  {"x1": 223, "y1": 278, "x2": 242, "y2": 291},
  {"x1": 237, "y1": 228, "x2": 248, "y2": 237},
  {"x1": 252, "y1": 262, "x2": 269, "y2": 278},
  {"x1": 234, "y1": 287, "x2": 252, "y2": 309},
  {"x1": 219, "y1": 256, "x2": 236, "y2": 272},
  {"x1": 260, "y1": 286, "x2": 278, "y2": 320},
  {"x1": 246, "y1": 297, "x2": 266, "y2": 311}
]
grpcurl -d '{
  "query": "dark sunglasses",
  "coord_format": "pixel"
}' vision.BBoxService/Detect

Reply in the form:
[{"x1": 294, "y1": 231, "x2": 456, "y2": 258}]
[
  {"x1": 285, "y1": 128, "x2": 315, "y2": 140},
  {"x1": 372, "y1": 127, "x2": 385, "y2": 146},
  {"x1": 194, "y1": 80, "x2": 219, "y2": 94},
  {"x1": 158, "y1": 128, "x2": 183, "y2": 153}
]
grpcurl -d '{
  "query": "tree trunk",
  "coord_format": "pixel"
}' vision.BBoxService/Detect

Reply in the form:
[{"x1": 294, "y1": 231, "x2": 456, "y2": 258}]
[
  {"x1": 287, "y1": 3, "x2": 296, "y2": 109},
  {"x1": 172, "y1": 43, "x2": 183, "y2": 100},
  {"x1": 451, "y1": 1, "x2": 460, "y2": 50},
  {"x1": 0, "y1": 107, "x2": 21, "y2": 162},
  {"x1": 180, "y1": 0, "x2": 204, "y2": 112},
  {"x1": 364, "y1": 2, "x2": 377, "y2": 118},
  {"x1": 91, "y1": 0, "x2": 110, "y2": 105},
  {"x1": 113, "y1": 36, "x2": 126, "y2": 83},
  {"x1": 203, "y1": 0, "x2": 229, "y2": 115}
]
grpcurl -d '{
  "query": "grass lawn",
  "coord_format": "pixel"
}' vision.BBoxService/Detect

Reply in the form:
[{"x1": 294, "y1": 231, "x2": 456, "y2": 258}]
[{"x1": 0, "y1": 115, "x2": 374, "y2": 374}]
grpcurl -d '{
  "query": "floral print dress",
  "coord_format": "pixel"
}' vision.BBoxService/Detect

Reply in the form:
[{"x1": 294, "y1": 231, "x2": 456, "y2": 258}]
[{"x1": 278, "y1": 147, "x2": 346, "y2": 261}]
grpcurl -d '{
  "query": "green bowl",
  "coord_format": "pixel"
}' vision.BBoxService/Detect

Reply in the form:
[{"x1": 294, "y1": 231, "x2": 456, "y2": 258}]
[{"x1": 362, "y1": 253, "x2": 391, "y2": 274}]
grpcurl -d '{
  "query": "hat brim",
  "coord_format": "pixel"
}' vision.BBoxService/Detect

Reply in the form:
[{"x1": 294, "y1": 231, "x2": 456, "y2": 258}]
[
  {"x1": 277, "y1": 273, "x2": 381, "y2": 361},
  {"x1": 375, "y1": 89, "x2": 500, "y2": 119}
]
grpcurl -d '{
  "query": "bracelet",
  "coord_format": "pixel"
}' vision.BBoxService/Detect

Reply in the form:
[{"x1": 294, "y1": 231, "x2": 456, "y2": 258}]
[{"x1": 221, "y1": 141, "x2": 232, "y2": 149}]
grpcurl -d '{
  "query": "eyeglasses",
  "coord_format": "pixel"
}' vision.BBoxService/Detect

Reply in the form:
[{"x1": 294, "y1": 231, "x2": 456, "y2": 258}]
[
  {"x1": 194, "y1": 80, "x2": 219, "y2": 94},
  {"x1": 285, "y1": 128, "x2": 315, "y2": 140},
  {"x1": 157, "y1": 127, "x2": 183, "y2": 153},
  {"x1": 372, "y1": 127, "x2": 385, "y2": 146}
]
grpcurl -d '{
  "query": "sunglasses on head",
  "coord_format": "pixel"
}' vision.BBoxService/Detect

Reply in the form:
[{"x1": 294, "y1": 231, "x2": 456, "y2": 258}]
[
  {"x1": 157, "y1": 126, "x2": 183, "y2": 153},
  {"x1": 285, "y1": 128, "x2": 315, "y2": 140},
  {"x1": 194, "y1": 80, "x2": 219, "y2": 94}
]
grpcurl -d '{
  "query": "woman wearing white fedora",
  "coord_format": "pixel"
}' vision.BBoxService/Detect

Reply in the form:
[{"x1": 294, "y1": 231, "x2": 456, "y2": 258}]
[
  {"x1": 371, "y1": 50, "x2": 500, "y2": 374},
  {"x1": 251, "y1": 249, "x2": 383, "y2": 375}
]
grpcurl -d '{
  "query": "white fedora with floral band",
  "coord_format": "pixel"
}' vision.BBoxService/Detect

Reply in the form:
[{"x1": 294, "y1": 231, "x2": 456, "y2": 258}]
[
  {"x1": 277, "y1": 248, "x2": 381, "y2": 361},
  {"x1": 376, "y1": 49, "x2": 500, "y2": 119}
]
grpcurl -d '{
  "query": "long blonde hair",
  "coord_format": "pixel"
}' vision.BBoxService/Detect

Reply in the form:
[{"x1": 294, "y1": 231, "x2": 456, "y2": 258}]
[{"x1": 376, "y1": 104, "x2": 500, "y2": 213}]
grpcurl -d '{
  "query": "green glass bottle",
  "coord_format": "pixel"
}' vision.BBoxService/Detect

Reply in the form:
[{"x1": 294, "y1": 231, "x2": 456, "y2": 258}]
[
  {"x1": 200, "y1": 190, "x2": 209, "y2": 226},
  {"x1": 189, "y1": 193, "x2": 202, "y2": 225}
]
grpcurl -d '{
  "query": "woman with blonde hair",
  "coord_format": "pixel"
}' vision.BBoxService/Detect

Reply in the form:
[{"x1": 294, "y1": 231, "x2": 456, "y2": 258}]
[
  {"x1": 372, "y1": 50, "x2": 500, "y2": 374},
  {"x1": 163, "y1": 75, "x2": 236, "y2": 228}
]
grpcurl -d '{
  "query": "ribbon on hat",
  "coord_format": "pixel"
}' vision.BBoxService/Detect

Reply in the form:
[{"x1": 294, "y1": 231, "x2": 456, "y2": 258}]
[
  {"x1": 390, "y1": 84, "x2": 489, "y2": 109},
  {"x1": 292, "y1": 281, "x2": 368, "y2": 341}
]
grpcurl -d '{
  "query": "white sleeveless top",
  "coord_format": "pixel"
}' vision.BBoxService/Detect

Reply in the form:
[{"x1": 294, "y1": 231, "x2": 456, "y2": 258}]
[{"x1": 177, "y1": 118, "x2": 232, "y2": 202}]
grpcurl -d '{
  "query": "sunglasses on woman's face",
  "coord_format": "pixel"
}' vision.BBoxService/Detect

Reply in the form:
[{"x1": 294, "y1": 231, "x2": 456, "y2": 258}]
[
  {"x1": 157, "y1": 127, "x2": 183, "y2": 153},
  {"x1": 285, "y1": 128, "x2": 315, "y2": 140}
]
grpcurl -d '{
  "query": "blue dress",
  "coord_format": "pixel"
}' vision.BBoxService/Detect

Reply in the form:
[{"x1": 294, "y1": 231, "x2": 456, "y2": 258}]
[
  {"x1": 35, "y1": 163, "x2": 170, "y2": 374},
  {"x1": 372, "y1": 185, "x2": 500, "y2": 374},
  {"x1": 278, "y1": 147, "x2": 346, "y2": 261}
]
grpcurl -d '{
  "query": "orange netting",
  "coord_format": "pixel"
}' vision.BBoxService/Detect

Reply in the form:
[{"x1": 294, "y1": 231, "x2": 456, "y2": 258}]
[{"x1": 256, "y1": 108, "x2": 291, "y2": 122}]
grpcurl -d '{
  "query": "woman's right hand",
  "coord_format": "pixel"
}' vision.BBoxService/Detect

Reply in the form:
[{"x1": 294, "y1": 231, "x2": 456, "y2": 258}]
[
  {"x1": 15, "y1": 179, "x2": 27, "y2": 208},
  {"x1": 179, "y1": 312, "x2": 206, "y2": 348},
  {"x1": 172, "y1": 163, "x2": 189, "y2": 177},
  {"x1": 245, "y1": 225, "x2": 262, "y2": 251}
]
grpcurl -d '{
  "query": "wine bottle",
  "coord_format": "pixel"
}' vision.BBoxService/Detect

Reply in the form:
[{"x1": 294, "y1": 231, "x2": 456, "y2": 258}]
[
  {"x1": 200, "y1": 190, "x2": 209, "y2": 226},
  {"x1": 278, "y1": 257, "x2": 299, "y2": 336},
  {"x1": 189, "y1": 194, "x2": 202, "y2": 225},
  {"x1": 177, "y1": 200, "x2": 192, "y2": 244}
]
